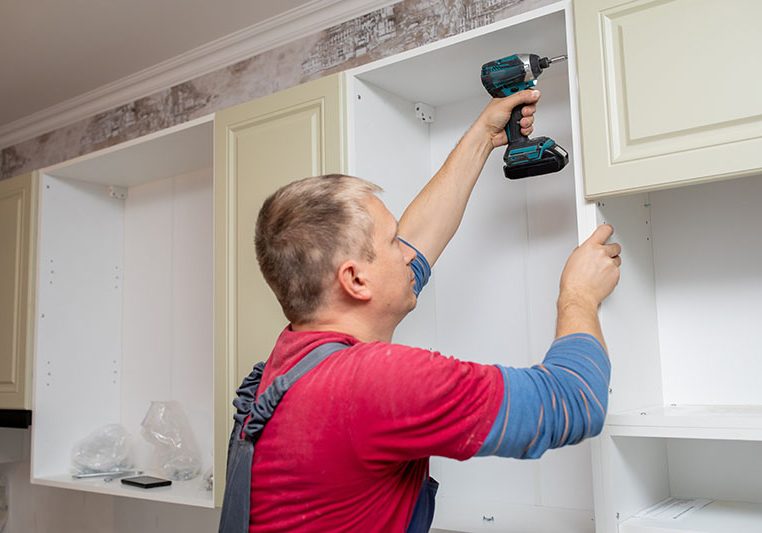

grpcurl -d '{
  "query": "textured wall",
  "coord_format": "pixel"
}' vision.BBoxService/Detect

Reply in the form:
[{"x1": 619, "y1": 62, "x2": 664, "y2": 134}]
[{"x1": 0, "y1": 0, "x2": 555, "y2": 180}]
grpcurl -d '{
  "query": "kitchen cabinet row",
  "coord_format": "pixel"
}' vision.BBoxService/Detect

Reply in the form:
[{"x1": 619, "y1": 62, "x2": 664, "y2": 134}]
[{"x1": 1, "y1": 1, "x2": 761, "y2": 530}]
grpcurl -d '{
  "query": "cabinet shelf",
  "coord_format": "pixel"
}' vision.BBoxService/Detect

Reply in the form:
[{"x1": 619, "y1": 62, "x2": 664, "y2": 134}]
[
  {"x1": 620, "y1": 499, "x2": 762, "y2": 533},
  {"x1": 606, "y1": 404, "x2": 762, "y2": 440},
  {"x1": 34, "y1": 474, "x2": 213, "y2": 508}
]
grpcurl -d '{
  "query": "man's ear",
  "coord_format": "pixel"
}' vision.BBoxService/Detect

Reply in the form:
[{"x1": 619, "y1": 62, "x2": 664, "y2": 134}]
[{"x1": 337, "y1": 260, "x2": 371, "y2": 301}]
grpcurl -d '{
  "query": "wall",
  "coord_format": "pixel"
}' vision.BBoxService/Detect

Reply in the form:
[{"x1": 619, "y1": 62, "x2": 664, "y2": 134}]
[
  {"x1": 1, "y1": 0, "x2": 554, "y2": 181},
  {"x1": 1, "y1": 0, "x2": 556, "y2": 531}
]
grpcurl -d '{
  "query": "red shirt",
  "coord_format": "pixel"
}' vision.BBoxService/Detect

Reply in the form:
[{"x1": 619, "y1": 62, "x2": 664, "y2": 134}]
[{"x1": 249, "y1": 327, "x2": 503, "y2": 532}]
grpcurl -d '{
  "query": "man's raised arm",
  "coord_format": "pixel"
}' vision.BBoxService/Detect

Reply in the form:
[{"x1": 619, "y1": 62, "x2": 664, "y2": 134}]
[{"x1": 397, "y1": 90, "x2": 541, "y2": 266}]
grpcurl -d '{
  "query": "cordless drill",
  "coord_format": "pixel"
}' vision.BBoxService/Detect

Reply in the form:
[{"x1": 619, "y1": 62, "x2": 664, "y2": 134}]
[{"x1": 481, "y1": 54, "x2": 569, "y2": 179}]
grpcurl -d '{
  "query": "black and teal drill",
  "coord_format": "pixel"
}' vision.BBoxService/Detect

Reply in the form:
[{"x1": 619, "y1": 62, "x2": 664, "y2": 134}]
[{"x1": 481, "y1": 53, "x2": 569, "y2": 179}]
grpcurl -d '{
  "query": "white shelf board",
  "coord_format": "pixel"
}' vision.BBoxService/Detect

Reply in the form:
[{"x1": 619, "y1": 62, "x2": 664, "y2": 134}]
[
  {"x1": 33, "y1": 473, "x2": 214, "y2": 508},
  {"x1": 605, "y1": 404, "x2": 762, "y2": 440},
  {"x1": 351, "y1": 6, "x2": 568, "y2": 106},
  {"x1": 620, "y1": 500, "x2": 762, "y2": 533},
  {"x1": 44, "y1": 116, "x2": 213, "y2": 188}
]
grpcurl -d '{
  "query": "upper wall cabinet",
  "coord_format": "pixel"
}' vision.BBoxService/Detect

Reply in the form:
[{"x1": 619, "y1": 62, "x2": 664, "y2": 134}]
[
  {"x1": 574, "y1": 0, "x2": 762, "y2": 198},
  {"x1": 213, "y1": 73, "x2": 346, "y2": 504},
  {"x1": 32, "y1": 118, "x2": 217, "y2": 507},
  {"x1": 0, "y1": 172, "x2": 36, "y2": 412}
]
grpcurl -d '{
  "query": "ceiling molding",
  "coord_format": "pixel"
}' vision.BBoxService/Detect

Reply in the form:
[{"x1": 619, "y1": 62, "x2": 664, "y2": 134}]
[{"x1": 0, "y1": 0, "x2": 398, "y2": 150}]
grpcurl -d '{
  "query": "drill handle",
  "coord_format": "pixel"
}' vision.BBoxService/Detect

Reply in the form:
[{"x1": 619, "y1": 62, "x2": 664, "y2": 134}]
[{"x1": 506, "y1": 104, "x2": 527, "y2": 144}]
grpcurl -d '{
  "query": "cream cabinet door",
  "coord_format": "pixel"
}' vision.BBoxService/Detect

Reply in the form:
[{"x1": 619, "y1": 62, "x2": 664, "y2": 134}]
[
  {"x1": 213, "y1": 73, "x2": 346, "y2": 504},
  {"x1": 0, "y1": 172, "x2": 37, "y2": 411},
  {"x1": 574, "y1": 0, "x2": 762, "y2": 198}
]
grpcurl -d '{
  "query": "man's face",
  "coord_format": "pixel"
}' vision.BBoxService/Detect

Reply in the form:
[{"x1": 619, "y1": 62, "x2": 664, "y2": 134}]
[{"x1": 364, "y1": 196, "x2": 418, "y2": 319}]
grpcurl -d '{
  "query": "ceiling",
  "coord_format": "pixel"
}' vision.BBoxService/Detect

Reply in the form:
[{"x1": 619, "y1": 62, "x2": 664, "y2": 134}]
[{"x1": 0, "y1": 0, "x2": 317, "y2": 128}]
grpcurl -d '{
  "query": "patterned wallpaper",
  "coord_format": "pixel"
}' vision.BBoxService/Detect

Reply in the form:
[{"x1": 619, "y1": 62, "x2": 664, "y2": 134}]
[{"x1": 0, "y1": 0, "x2": 554, "y2": 180}]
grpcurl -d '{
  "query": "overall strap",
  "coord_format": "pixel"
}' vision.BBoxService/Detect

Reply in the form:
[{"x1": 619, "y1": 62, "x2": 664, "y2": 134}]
[
  {"x1": 219, "y1": 341, "x2": 349, "y2": 533},
  {"x1": 242, "y1": 342, "x2": 349, "y2": 439}
]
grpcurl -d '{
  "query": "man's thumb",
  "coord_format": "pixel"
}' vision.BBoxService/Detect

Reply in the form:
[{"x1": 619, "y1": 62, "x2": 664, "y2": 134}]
[{"x1": 585, "y1": 224, "x2": 614, "y2": 245}]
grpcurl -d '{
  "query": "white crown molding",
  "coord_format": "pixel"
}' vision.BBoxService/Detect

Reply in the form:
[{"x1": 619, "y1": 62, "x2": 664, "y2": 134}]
[{"x1": 0, "y1": 0, "x2": 399, "y2": 150}]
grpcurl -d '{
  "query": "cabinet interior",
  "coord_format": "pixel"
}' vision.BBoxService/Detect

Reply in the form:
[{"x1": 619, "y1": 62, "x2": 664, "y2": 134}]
[
  {"x1": 348, "y1": 7, "x2": 596, "y2": 532},
  {"x1": 599, "y1": 172, "x2": 762, "y2": 415},
  {"x1": 32, "y1": 119, "x2": 215, "y2": 507},
  {"x1": 609, "y1": 436, "x2": 762, "y2": 533}
]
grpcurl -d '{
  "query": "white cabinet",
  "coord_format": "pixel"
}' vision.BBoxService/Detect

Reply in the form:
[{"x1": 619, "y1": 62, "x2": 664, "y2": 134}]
[
  {"x1": 574, "y1": 0, "x2": 762, "y2": 198},
  {"x1": 347, "y1": 1, "x2": 762, "y2": 532},
  {"x1": 347, "y1": 5, "x2": 595, "y2": 532},
  {"x1": 29, "y1": 74, "x2": 347, "y2": 509},
  {"x1": 32, "y1": 118, "x2": 217, "y2": 507},
  {"x1": 586, "y1": 174, "x2": 762, "y2": 532}
]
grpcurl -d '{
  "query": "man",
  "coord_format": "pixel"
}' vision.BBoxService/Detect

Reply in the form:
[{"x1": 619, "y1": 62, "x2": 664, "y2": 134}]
[{"x1": 220, "y1": 89, "x2": 621, "y2": 532}]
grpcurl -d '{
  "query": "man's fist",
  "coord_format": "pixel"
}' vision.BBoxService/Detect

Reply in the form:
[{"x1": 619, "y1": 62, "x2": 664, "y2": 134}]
[{"x1": 559, "y1": 224, "x2": 622, "y2": 311}]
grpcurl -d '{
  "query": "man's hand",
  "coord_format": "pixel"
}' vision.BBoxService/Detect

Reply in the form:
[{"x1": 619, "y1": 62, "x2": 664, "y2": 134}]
[
  {"x1": 556, "y1": 224, "x2": 622, "y2": 346},
  {"x1": 473, "y1": 89, "x2": 541, "y2": 148},
  {"x1": 398, "y1": 89, "x2": 543, "y2": 266}
]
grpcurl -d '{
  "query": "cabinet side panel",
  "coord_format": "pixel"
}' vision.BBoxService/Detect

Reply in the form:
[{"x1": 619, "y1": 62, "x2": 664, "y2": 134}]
[
  {"x1": 609, "y1": 436, "x2": 670, "y2": 522},
  {"x1": 598, "y1": 195, "x2": 663, "y2": 412},
  {"x1": 34, "y1": 175, "x2": 123, "y2": 477}
]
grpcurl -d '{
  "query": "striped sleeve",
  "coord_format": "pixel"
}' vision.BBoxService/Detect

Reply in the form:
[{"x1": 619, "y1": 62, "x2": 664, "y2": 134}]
[
  {"x1": 397, "y1": 237, "x2": 431, "y2": 297},
  {"x1": 475, "y1": 333, "x2": 611, "y2": 459}
]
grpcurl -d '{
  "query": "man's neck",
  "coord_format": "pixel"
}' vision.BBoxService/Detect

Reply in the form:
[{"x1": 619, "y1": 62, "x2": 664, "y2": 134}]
[{"x1": 292, "y1": 313, "x2": 395, "y2": 343}]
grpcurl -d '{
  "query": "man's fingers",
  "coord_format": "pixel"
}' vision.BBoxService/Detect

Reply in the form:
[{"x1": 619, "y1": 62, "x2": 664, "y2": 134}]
[
  {"x1": 519, "y1": 116, "x2": 535, "y2": 128},
  {"x1": 604, "y1": 242, "x2": 621, "y2": 258},
  {"x1": 612, "y1": 256, "x2": 622, "y2": 267},
  {"x1": 585, "y1": 223, "x2": 614, "y2": 245},
  {"x1": 522, "y1": 105, "x2": 537, "y2": 117},
  {"x1": 503, "y1": 89, "x2": 541, "y2": 110}
]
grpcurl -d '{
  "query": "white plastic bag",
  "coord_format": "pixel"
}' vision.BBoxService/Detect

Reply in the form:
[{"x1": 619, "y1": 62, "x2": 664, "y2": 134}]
[
  {"x1": 141, "y1": 401, "x2": 201, "y2": 481},
  {"x1": 71, "y1": 424, "x2": 134, "y2": 474}
]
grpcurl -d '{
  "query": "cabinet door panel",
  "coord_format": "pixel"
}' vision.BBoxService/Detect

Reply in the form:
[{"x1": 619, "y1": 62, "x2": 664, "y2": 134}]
[
  {"x1": 0, "y1": 173, "x2": 36, "y2": 410},
  {"x1": 575, "y1": 0, "x2": 762, "y2": 197},
  {"x1": 213, "y1": 74, "x2": 345, "y2": 505}
]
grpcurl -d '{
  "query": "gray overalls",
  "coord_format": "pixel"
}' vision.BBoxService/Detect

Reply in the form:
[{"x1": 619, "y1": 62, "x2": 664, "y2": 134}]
[{"x1": 218, "y1": 342, "x2": 438, "y2": 533}]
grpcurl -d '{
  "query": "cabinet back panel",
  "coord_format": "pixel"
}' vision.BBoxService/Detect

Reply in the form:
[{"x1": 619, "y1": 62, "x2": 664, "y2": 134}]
[
  {"x1": 352, "y1": 72, "x2": 591, "y2": 529},
  {"x1": 34, "y1": 175, "x2": 125, "y2": 476},
  {"x1": 650, "y1": 175, "x2": 762, "y2": 405},
  {"x1": 668, "y1": 438, "x2": 762, "y2": 504},
  {"x1": 350, "y1": 79, "x2": 438, "y2": 350},
  {"x1": 121, "y1": 168, "x2": 213, "y2": 472}
]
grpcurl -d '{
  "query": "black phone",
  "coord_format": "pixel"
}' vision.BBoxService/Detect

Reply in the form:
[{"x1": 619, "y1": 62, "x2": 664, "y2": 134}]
[{"x1": 121, "y1": 475, "x2": 172, "y2": 489}]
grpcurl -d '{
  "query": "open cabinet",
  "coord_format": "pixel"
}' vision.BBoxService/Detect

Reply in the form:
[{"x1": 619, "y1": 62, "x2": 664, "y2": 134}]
[
  {"x1": 31, "y1": 117, "x2": 217, "y2": 507},
  {"x1": 346, "y1": 4, "x2": 595, "y2": 532},
  {"x1": 589, "y1": 173, "x2": 762, "y2": 532},
  {"x1": 346, "y1": 0, "x2": 762, "y2": 531}
]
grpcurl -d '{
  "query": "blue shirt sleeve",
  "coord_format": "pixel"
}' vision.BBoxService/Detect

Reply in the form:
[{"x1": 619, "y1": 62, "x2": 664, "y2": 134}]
[
  {"x1": 397, "y1": 237, "x2": 431, "y2": 297},
  {"x1": 476, "y1": 333, "x2": 611, "y2": 459}
]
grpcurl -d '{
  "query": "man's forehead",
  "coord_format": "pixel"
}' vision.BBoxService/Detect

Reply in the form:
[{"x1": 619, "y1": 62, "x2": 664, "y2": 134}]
[{"x1": 366, "y1": 194, "x2": 397, "y2": 225}]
